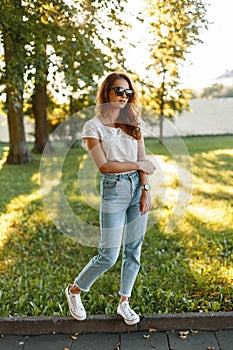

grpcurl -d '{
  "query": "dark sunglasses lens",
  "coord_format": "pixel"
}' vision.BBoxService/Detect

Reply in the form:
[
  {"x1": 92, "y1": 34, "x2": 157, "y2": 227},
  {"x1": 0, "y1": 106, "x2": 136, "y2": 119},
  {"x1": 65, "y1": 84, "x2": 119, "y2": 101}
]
[
  {"x1": 114, "y1": 87, "x2": 134, "y2": 98},
  {"x1": 114, "y1": 87, "x2": 124, "y2": 96},
  {"x1": 126, "y1": 90, "x2": 134, "y2": 97}
]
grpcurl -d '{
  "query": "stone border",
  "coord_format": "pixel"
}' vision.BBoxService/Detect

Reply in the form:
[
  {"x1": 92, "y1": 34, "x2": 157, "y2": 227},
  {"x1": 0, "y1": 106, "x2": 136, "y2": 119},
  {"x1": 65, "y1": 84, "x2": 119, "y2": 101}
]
[{"x1": 1, "y1": 312, "x2": 233, "y2": 335}]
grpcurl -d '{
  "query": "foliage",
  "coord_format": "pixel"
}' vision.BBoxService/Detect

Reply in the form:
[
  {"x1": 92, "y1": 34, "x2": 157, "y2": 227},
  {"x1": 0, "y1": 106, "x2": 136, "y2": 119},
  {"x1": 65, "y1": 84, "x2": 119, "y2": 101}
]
[
  {"x1": 0, "y1": 0, "x2": 128, "y2": 104},
  {"x1": 199, "y1": 84, "x2": 233, "y2": 99},
  {"x1": 0, "y1": 136, "x2": 232, "y2": 316},
  {"x1": 0, "y1": 0, "x2": 30, "y2": 93},
  {"x1": 140, "y1": 0, "x2": 209, "y2": 141},
  {"x1": 0, "y1": 0, "x2": 130, "y2": 158},
  {"x1": 0, "y1": 0, "x2": 35, "y2": 163}
]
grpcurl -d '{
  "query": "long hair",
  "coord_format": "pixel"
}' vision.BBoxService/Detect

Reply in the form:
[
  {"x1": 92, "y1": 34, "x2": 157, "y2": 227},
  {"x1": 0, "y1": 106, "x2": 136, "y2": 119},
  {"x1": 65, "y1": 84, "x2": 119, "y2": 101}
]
[{"x1": 95, "y1": 72, "x2": 142, "y2": 140}]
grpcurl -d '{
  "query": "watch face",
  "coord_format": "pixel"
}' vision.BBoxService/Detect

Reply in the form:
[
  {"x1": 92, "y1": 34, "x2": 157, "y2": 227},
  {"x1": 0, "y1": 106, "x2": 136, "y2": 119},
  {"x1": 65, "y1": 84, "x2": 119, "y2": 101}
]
[{"x1": 143, "y1": 184, "x2": 150, "y2": 190}]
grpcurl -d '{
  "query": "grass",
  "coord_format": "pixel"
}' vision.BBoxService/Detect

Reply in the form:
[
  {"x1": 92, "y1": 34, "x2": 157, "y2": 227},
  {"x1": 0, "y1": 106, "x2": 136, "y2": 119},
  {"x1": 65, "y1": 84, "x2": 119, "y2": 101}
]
[{"x1": 0, "y1": 135, "x2": 232, "y2": 317}]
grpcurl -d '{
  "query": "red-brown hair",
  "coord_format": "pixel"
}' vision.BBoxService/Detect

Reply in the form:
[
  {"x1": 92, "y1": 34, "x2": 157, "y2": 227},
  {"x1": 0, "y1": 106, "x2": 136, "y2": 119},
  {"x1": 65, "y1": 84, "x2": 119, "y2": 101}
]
[{"x1": 95, "y1": 72, "x2": 142, "y2": 140}]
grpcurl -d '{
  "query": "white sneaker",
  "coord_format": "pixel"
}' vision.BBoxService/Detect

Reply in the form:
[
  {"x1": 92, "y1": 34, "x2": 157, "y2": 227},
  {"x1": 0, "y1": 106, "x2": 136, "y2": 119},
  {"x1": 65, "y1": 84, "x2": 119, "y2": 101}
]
[
  {"x1": 117, "y1": 301, "x2": 140, "y2": 325},
  {"x1": 65, "y1": 285, "x2": 86, "y2": 321}
]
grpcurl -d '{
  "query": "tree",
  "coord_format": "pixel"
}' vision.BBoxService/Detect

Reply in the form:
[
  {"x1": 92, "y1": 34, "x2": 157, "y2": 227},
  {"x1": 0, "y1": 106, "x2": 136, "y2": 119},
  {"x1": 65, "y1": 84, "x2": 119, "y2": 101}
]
[
  {"x1": 141, "y1": 0, "x2": 208, "y2": 142},
  {"x1": 199, "y1": 84, "x2": 233, "y2": 99},
  {"x1": 1, "y1": 0, "x2": 33, "y2": 164},
  {"x1": 25, "y1": 0, "x2": 128, "y2": 153},
  {"x1": 26, "y1": 0, "x2": 80, "y2": 153},
  {"x1": 31, "y1": 40, "x2": 50, "y2": 153},
  {"x1": 0, "y1": 0, "x2": 129, "y2": 159}
]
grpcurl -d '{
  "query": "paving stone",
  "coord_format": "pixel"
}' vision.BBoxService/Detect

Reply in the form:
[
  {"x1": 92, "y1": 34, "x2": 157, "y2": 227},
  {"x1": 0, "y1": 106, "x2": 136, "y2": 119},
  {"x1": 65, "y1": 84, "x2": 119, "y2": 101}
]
[
  {"x1": 215, "y1": 330, "x2": 233, "y2": 350},
  {"x1": 121, "y1": 331, "x2": 169, "y2": 350},
  {"x1": 71, "y1": 333, "x2": 120, "y2": 350},
  {"x1": 1, "y1": 330, "x2": 232, "y2": 350},
  {"x1": 168, "y1": 331, "x2": 220, "y2": 350},
  {"x1": 23, "y1": 334, "x2": 72, "y2": 350},
  {"x1": 0, "y1": 335, "x2": 27, "y2": 350}
]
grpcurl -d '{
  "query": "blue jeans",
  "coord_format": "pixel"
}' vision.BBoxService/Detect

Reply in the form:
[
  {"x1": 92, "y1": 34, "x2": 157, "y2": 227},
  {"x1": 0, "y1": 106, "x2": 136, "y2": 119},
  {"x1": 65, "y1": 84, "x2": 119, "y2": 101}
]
[{"x1": 74, "y1": 171, "x2": 148, "y2": 297}]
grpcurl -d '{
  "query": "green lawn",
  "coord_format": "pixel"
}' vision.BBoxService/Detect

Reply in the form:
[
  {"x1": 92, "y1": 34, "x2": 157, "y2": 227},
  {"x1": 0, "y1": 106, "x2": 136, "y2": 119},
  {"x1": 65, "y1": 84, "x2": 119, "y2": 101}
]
[{"x1": 0, "y1": 135, "x2": 232, "y2": 317}]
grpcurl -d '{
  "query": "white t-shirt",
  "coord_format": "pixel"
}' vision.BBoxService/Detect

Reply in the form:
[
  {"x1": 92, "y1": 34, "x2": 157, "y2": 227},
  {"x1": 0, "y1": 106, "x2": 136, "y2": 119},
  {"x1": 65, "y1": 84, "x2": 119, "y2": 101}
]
[{"x1": 81, "y1": 117, "x2": 138, "y2": 162}]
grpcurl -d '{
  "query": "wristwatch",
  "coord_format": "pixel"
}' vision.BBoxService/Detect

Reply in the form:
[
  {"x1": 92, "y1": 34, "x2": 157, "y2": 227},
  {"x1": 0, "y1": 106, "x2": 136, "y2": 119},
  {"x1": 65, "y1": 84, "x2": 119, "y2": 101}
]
[{"x1": 141, "y1": 184, "x2": 150, "y2": 191}]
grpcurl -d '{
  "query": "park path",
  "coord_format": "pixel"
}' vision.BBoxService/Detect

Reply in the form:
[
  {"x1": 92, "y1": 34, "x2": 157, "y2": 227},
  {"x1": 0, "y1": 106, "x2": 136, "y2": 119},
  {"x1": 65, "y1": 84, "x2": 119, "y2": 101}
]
[{"x1": 1, "y1": 329, "x2": 233, "y2": 350}]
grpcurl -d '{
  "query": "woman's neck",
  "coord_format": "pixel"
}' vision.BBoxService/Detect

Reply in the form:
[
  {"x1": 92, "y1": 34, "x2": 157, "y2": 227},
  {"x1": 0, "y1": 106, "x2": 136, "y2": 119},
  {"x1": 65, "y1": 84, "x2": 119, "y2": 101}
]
[{"x1": 99, "y1": 107, "x2": 120, "y2": 126}]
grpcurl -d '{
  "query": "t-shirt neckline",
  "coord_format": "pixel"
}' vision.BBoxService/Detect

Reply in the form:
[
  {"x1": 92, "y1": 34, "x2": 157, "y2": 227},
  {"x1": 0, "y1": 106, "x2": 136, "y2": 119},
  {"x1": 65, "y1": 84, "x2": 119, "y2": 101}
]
[{"x1": 95, "y1": 116, "x2": 120, "y2": 129}]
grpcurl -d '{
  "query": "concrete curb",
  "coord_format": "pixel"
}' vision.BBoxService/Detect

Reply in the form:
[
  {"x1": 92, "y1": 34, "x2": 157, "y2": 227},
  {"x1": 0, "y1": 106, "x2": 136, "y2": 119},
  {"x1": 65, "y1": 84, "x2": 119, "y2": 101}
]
[{"x1": 1, "y1": 312, "x2": 233, "y2": 335}]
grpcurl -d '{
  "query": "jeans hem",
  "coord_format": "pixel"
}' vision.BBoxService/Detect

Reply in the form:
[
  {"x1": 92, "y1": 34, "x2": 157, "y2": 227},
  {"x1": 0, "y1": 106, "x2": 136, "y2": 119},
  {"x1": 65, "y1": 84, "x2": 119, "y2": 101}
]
[
  {"x1": 119, "y1": 291, "x2": 131, "y2": 298},
  {"x1": 74, "y1": 282, "x2": 90, "y2": 293}
]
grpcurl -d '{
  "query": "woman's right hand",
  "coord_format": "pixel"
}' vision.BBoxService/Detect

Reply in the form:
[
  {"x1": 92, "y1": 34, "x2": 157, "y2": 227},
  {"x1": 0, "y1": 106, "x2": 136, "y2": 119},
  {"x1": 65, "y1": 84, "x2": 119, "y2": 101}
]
[{"x1": 137, "y1": 159, "x2": 156, "y2": 175}]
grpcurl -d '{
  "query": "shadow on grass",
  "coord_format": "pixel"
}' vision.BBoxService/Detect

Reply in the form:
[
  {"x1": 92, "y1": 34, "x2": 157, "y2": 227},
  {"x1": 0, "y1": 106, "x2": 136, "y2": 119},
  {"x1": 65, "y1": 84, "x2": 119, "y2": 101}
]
[
  {"x1": 0, "y1": 136, "x2": 232, "y2": 316},
  {"x1": 145, "y1": 135, "x2": 233, "y2": 157},
  {"x1": 136, "y1": 211, "x2": 233, "y2": 314},
  {"x1": 0, "y1": 199, "x2": 232, "y2": 316},
  {"x1": 0, "y1": 145, "x2": 41, "y2": 215},
  {"x1": 191, "y1": 152, "x2": 232, "y2": 186}
]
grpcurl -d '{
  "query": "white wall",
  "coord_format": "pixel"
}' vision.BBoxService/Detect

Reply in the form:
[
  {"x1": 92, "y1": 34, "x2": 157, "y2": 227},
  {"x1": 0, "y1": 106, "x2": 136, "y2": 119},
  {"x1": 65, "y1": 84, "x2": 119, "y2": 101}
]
[
  {"x1": 0, "y1": 98, "x2": 233, "y2": 142},
  {"x1": 0, "y1": 116, "x2": 34, "y2": 143},
  {"x1": 144, "y1": 98, "x2": 233, "y2": 138}
]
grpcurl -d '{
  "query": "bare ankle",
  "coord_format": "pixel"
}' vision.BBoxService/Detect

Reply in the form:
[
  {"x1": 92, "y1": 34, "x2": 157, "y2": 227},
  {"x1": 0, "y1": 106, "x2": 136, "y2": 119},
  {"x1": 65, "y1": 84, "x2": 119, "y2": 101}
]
[
  {"x1": 120, "y1": 296, "x2": 128, "y2": 304},
  {"x1": 70, "y1": 285, "x2": 81, "y2": 294}
]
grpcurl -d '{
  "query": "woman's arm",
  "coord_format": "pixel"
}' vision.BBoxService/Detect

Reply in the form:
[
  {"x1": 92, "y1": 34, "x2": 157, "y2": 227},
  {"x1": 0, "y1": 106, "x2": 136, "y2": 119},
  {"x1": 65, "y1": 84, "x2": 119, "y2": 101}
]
[
  {"x1": 85, "y1": 138, "x2": 155, "y2": 174},
  {"x1": 137, "y1": 137, "x2": 149, "y2": 184},
  {"x1": 138, "y1": 137, "x2": 153, "y2": 215}
]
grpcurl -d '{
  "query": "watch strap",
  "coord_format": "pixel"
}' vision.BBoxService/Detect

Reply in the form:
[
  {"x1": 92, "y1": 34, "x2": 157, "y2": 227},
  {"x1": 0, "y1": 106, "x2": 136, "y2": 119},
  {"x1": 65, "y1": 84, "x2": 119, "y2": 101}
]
[{"x1": 141, "y1": 184, "x2": 150, "y2": 191}]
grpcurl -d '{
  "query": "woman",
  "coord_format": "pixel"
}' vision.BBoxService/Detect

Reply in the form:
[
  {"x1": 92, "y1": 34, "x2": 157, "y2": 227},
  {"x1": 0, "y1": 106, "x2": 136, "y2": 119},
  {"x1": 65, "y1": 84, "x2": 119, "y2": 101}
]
[{"x1": 66, "y1": 72, "x2": 155, "y2": 325}]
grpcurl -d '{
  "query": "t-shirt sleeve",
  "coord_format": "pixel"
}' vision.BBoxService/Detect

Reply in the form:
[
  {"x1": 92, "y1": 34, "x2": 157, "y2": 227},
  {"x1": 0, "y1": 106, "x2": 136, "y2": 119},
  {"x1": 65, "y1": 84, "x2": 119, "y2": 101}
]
[{"x1": 80, "y1": 119, "x2": 100, "y2": 151}]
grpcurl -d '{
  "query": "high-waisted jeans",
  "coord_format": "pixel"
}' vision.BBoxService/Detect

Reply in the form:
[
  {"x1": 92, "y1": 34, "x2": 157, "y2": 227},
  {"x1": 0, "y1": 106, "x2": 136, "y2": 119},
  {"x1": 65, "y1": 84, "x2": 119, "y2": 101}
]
[{"x1": 74, "y1": 171, "x2": 148, "y2": 297}]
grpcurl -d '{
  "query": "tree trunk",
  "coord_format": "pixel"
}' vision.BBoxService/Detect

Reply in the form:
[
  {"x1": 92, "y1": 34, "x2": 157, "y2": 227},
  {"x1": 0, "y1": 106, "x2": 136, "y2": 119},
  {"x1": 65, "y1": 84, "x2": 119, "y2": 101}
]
[
  {"x1": 3, "y1": 28, "x2": 33, "y2": 164},
  {"x1": 6, "y1": 88, "x2": 33, "y2": 164},
  {"x1": 69, "y1": 95, "x2": 79, "y2": 147},
  {"x1": 32, "y1": 82, "x2": 50, "y2": 153},
  {"x1": 159, "y1": 78, "x2": 165, "y2": 144},
  {"x1": 159, "y1": 114, "x2": 164, "y2": 144}
]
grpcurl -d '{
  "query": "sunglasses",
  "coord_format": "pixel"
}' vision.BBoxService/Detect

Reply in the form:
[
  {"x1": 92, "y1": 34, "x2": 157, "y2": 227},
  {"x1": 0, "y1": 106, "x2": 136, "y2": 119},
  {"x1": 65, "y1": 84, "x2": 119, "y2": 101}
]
[{"x1": 111, "y1": 86, "x2": 134, "y2": 98}]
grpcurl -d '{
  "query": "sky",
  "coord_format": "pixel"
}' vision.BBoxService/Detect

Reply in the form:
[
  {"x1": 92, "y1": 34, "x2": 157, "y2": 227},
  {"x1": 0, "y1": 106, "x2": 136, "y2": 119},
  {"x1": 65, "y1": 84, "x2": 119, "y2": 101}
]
[
  {"x1": 125, "y1": 0, "x2": 233, "y2": 91},
  {"x1": 2, "y1": 0, "x2": 231, "y2": 104},
  {"x1": 180, "y1": 0, "x2": 233, "y2": 90}
]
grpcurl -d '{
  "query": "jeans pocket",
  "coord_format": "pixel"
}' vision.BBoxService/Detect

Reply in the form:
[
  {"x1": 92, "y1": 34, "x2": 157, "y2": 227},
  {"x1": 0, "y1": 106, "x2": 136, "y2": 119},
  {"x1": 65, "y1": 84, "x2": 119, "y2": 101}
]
[{"x1": 102, "y1": 178, "x2": 118, "y2": 200}]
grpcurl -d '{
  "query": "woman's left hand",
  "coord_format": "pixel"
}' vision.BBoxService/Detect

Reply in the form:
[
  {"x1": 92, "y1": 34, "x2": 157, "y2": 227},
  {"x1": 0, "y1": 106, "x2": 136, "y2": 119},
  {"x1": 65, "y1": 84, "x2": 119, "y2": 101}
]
[{"x1": 140, "y1": 190, "x2": 152, "y2": 215}]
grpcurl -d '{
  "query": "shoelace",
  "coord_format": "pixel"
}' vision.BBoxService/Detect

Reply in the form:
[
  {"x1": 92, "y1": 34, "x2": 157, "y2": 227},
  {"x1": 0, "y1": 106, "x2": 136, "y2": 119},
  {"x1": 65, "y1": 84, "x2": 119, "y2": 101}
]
[
  {"x1": 70, "y1": 294, "x2": 84, "y2": 310},
  {"x1": 121, "y1": 303, "x2": 136, "y2": 318}
]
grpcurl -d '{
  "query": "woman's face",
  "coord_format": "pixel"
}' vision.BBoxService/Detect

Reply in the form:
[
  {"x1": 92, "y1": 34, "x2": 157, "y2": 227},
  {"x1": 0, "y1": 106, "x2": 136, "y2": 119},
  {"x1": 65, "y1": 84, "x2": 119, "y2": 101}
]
[{"x1": 108, "y1": 78, "x2": 131, "y2": 109}]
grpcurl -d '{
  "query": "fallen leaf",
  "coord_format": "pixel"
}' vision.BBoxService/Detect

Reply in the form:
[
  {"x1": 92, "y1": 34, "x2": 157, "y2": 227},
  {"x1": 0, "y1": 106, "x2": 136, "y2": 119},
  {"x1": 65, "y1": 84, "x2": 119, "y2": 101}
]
[
  {"x1": 178, "y1": 330, "x2": 189, "y2": 339},
  {"x1": 149, "y1": 328, "x2": 157, "y2": 332},
  {"x1": 207, "y1": 347, "x2": 215, "y2": 350},
  {"x1": 143, "y1": 334, "x2": 150, "y2": 339},
  {"x1": 191, "y1": 329, "x2": 199, "y2": 335},
  {"x1": 71, "y1": 335, "x2": 77, "y2": 340},
  {"x1": 179, "y1": 335, "x2": 188, "y2": 339},
  {"x1": 73, "y1": 332, "x2": 79, "y2": 336},
  {"x1": 179, "y1": 331, "x2": 189, "y2": 336},
  {"x1": 64, "y1": 348, "x2": 70, "y2": 350},
  {"x1": 114, "y1": 342, "x2": 120, "y2": 350}
]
